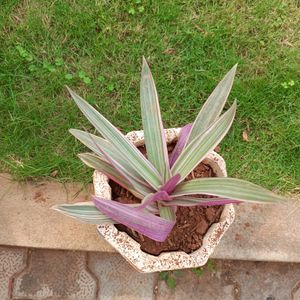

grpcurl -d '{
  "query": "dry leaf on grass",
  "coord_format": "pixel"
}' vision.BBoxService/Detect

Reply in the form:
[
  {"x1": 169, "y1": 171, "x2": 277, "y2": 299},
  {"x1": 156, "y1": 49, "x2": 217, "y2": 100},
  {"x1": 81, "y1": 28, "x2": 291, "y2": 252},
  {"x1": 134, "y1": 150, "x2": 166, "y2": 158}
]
[
  {"x1": 242, "y1": 131, "x2": 249, "y2": 142},
  {"x1": 163, "y1": 48, "x2": 176, "y2": 55},
  {"x1": 50, "y1": 170, "x2": 58, "y2": 177}
]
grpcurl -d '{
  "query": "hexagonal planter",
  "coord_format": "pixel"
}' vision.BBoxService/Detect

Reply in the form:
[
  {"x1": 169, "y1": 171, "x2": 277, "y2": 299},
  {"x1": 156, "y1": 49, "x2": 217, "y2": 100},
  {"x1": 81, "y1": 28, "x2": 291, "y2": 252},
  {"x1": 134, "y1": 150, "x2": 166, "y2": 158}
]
[{"x1": 94, "y1": 128, "x2": 235, "y2": 273}]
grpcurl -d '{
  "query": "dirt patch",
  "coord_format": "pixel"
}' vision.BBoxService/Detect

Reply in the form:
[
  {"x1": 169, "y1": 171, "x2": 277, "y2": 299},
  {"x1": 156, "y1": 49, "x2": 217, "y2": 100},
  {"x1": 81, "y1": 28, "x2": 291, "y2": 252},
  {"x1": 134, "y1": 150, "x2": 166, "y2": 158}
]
[
  {"x1": 33, "y1": 191, "x2": 46, "y2": 203},
  {"x1": 113, "y1": 144, "x2": 223, "y2": 256}
]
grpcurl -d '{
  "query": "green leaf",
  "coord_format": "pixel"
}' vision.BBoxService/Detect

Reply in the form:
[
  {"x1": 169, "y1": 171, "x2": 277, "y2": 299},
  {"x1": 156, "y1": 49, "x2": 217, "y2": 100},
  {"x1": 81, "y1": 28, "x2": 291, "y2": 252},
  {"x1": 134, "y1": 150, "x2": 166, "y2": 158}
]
[
  {"x1": 52, "y1": 202, "x2": 117, "y2": 224},
  {"x1": 83, "y1": 77, "x2": 92, "y2": 84},
  {"x1": 171, "y1": 101, "x2": 237, "y2": 181},
  {"x1": 173, "y1": 177, "x2": 285, "y2": 203},
  {"x1": 97, "y1": 75, "x2": 105, "y2": 82},
  {"x1": 67, "y1": 88, "x2": 162, "y2": 189},
  {"x1": 28, "y1": 65, "x2": 37, "y2": 72},
  {"x1": 107, "y1": 83, "x2": 114, "y2": 91},
  {"x1": 65, "y1": 73, "x2": 73, "y2": 80},
  {"x1": 158, "y1": 204, "x2": 176, "y2": 221},
  {"x1": 187, "y1": 64, "x2": 237, "y2": 144},
  {"x1": 55, "y1": 58, "x2": 64, "y2": 66},
  {"x1": 16, "y1": 45, "x2": 31, "y2": 59},
  {"x1": 78, "y1": 70, "x2": 86, "y2": 79},
  {"x1": 25, "y1": 55, "x2": 33, "y2": 62},
  {"x1": 166, "y1": 276, "x2": 176, "y2": 289},
  {"x1": 43, "y1": 62, "x2": 55, "y2": 72},
  {"x1": 128, "y1": 7, "x2": 135, "y2": 15},
  {"x1": 159, "y1": 271, "x2": 168, "y2": 280},
  {"x1": 206, "y1": 259, "x2": 215, "y2": 272},
  {"x1": 191, "y1": 267, "x2": 204, "y2": 277},
  {"x1": 140, "y1": 57, "x2": 170, "y2": 181}
]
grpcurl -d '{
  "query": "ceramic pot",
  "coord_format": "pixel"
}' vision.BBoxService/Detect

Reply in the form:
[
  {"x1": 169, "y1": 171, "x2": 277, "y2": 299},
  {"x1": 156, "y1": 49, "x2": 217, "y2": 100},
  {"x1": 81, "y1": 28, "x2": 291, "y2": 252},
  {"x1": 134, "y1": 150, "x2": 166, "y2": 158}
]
[{"x1": 94, "y1": 128, "x2": 235, "y2": 273}]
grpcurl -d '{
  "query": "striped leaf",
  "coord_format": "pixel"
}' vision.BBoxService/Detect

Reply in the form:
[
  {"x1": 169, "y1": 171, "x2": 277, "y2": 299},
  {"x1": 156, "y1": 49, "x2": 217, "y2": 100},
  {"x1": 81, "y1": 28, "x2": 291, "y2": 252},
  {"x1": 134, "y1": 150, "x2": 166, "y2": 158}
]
[
  {"x1": 70, "y1": 129, "x2": 144, "y2": 182},
  {"x1": 138, "y1": 191, "x2": 171, "y2": 210},
  {"x1": 53, "y1": 201, "x2": 158, "y2": 224},
  {"x1": 163, "y1": 197, "x2": 240, "y2": 207},
  {"x1": 93, "y1": 196, "x2": 175, "y2": 242},
  {"x1": 158, "y1": 204, "x2": 176, "y2": 221},
  {"x1": 172, "y1": 178, "x2": 285, "y2": 203},
  {"x1": 52, "y1": 202, "x2": 117, "y2": 224},
  {"x1": 187, "y1": 64, "x2": 237, "y2": 144},
  {"x1": 171, "y1": 101, "x2": 236, "y2": 181},
  {"x1": 67, "y1": 87, "x2": 162, "y2": 189},
  {"x1": 159, "y1": 174, "x2": 181, "y2": 194},
  {"x1": 78, "y1": 153, "x2": 149, "y2": 199},
  {"x1": 169, "y1": 124, "x2": 192, "y2": 167},
  {"x1": 140, "y1": 57, "x2": 170, "y2": 181},
  {"x1": 76, "y1": 131, "x2": 153, "y2": 196}
]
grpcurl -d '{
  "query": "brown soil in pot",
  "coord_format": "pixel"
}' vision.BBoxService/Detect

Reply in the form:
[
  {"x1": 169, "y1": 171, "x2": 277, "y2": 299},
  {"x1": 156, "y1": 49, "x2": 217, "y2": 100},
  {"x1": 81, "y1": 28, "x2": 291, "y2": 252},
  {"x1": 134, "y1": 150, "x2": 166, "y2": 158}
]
[{"x1": 112, "y1": 144, "x2": 223, "y2": 256}]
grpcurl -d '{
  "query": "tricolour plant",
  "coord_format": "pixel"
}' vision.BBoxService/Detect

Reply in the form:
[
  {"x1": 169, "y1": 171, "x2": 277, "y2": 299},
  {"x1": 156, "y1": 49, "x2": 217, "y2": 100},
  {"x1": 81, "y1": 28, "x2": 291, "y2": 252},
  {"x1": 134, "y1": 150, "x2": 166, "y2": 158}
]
[{"x1": 53, "y1": 58, "x2": 284, "y2": 242}]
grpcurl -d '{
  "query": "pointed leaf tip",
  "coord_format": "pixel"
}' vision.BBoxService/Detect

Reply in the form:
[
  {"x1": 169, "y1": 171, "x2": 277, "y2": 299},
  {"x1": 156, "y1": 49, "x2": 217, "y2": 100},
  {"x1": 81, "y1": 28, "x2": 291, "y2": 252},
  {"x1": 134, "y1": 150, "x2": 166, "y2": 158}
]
[
  {"x1": 140, "y1": 54, "x2": 170, "y2": 180},
  {"x1": 187, "y1": 65, "x2": 238, "y2": 144}
]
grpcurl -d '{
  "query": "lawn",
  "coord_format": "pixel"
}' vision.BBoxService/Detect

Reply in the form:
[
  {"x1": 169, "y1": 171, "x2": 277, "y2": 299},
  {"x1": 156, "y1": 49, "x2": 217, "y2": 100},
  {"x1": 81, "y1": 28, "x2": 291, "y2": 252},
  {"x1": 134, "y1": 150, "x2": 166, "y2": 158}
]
[{"x1": 0, "y1": 0, "x2": 299, "y2": 191}]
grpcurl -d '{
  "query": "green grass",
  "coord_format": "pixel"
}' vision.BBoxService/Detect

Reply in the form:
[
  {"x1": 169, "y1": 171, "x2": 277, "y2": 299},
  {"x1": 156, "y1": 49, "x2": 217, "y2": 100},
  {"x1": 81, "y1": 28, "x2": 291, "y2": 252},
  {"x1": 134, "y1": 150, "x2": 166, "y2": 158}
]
[{"x1": 0, "y1": 0, "x2": 299, "y2": 191}]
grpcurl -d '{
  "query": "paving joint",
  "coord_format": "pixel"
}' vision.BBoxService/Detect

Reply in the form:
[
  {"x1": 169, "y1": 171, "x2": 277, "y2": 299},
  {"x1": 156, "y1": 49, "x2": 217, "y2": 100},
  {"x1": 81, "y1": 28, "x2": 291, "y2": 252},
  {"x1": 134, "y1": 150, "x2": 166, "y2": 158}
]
[
  {"x1": 8, "y1": 248, "x2": 29, "y2": 300},
  {"x1": 10, "y1": 249, "x2": 31, "y2": 300},
  {"x1": 86, "y1": 252, "x2": 100, "y2": 300},
  {"x1": 291, "y1": 280, "x2": 300, "y2": 300}
]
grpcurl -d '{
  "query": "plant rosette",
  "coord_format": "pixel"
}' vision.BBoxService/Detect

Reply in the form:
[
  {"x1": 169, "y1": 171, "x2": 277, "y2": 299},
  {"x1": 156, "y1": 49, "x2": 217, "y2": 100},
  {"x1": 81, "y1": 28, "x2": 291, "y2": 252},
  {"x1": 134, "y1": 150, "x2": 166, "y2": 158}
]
[
  {"x1": 94, "y1": 128, "x2": 235, "y2": 273},
  {"x1": 54, "y1": 58, "x2": 284, "y2": 274}
]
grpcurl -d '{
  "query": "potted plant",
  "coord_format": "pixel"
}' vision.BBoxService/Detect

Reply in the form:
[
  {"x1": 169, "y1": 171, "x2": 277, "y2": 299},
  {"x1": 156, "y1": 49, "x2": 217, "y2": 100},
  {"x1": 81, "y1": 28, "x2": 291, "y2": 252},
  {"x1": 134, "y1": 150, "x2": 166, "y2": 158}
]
[{"x1": 53, "y1": 58, "x2": 283, "y2": 273}]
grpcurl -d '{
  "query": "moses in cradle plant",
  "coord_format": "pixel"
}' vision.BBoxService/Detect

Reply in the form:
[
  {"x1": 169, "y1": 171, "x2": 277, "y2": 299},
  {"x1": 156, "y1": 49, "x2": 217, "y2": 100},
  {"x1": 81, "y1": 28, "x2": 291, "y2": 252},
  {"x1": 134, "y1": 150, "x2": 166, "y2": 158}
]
[{"x1": 54, "y1": 57, "x2": 284, "y2": 242}]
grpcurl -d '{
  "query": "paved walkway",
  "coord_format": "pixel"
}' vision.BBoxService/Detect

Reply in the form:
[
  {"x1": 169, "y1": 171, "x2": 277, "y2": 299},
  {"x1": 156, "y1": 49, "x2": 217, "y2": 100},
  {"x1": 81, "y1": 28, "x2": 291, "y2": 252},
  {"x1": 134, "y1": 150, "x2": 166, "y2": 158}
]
[
  {"x1": 1, "y1": 246, "x2": 300, "y2": 300},
  {"x1": 1, "y1": 173, "x2": 299, "y2": 263}
]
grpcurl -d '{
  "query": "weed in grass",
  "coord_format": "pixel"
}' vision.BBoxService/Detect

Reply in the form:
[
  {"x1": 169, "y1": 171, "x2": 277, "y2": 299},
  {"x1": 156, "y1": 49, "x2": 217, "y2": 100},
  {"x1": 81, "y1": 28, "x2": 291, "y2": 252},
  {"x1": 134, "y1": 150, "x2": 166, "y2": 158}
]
[
  {"x1": 65, "y1": 73, "x2": 73, "y2": 80},
  {"x1": 55, "y1": 58, "x2": 64, "y2": 66},
  {"x1": 97, "y1": 75, "x2": 105, "y2": 82}
]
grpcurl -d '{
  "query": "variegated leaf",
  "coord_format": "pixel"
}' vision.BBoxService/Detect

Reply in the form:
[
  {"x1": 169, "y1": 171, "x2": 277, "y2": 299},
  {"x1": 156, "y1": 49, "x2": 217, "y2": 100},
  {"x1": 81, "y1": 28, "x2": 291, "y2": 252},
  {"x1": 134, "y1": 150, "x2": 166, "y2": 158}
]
[
  {"x1": 67, "y1": 87, "x2": 162, "y2": 189},
  {"x1": 171, "y1": 101, "x2": 236, "y2": 181},
  {"x1": 173, "y1": 177, "x2": 285, "y2": 203},
  {"x1": 52, "y1": 202, "x2": 117, "y2": 224},
  {"x1": 140, "y1": 57, "x2": 170, "y2": 181},
  {"x1": 78, "y1": 153, "x2": 149, "y2": 199},
  {"x1": 187, "y1": 64, "x2": 237, "y2": 143},
  {"x1": 70, "y1": 129, "x2": 145, "y2": 182},
  {"x1": 93, "y1": 196, "x2": 175, "y2": 242},
  {"x1": 163, "y1": 197, "x2": 240, "y2": 207},
  {"x1": 169, "y1": 124, "x2": 192, "y2": 167}
]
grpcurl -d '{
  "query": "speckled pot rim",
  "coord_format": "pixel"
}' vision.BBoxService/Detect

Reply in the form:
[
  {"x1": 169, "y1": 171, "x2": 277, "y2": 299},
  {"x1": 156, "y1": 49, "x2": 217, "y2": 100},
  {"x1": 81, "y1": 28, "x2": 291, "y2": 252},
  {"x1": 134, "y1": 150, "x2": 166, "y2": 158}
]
[{"x1": 94, "y1": 128, "x2": 235, "y2": 273}]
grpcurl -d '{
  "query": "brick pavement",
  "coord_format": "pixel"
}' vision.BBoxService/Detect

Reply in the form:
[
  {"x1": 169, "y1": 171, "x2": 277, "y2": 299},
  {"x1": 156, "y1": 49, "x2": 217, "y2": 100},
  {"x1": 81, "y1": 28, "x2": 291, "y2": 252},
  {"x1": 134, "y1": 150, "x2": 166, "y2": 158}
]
[{"x1": 1, "y1": 246, "x2": 300, "y2": 300}]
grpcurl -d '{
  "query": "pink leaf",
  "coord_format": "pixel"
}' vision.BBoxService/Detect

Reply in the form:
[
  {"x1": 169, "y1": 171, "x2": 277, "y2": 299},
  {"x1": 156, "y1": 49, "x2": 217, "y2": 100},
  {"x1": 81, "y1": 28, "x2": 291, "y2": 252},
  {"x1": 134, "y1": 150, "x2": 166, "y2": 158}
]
[
  {"x1": 169, "y1": 123, "x2": 192, "y2": 167},
  {"x1": 138, "y1": 191, "x2": 171, "y2": 210},
  {"x1": 159, "y1": 174, "x2": 181, "y2": 194},
  {"x1": 93, "y1": 196, "x2": 175, "y2": 242}
]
